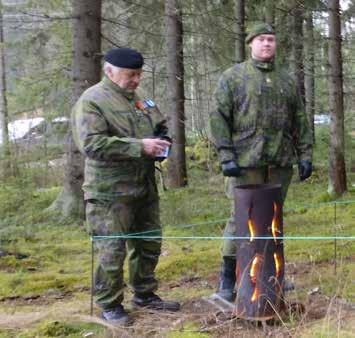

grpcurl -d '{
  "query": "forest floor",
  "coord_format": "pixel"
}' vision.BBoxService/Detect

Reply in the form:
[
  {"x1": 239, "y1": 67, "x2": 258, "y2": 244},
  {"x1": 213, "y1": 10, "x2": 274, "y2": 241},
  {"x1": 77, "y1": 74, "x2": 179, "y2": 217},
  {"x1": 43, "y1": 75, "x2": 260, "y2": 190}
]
[
  {"x1": 0, "y1": 127, "x2": 354, "y2": 337},
  {"x1": 0, "y1": 260, "x2": 354, "y2": 337}
]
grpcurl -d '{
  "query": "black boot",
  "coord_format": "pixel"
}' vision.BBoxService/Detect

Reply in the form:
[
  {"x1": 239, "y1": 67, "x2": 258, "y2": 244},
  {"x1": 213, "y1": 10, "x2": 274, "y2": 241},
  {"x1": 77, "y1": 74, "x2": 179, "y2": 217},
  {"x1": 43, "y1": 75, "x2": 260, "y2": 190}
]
[
  {"x1": 131, "y1": 292, "x2": 180, "y2": 312},
  {"x1": 101, "y1": 305, "x2": 132, "y2": 326},
  {"x1": 215, "y1": 257, "x2": 236, "y2": 302}
]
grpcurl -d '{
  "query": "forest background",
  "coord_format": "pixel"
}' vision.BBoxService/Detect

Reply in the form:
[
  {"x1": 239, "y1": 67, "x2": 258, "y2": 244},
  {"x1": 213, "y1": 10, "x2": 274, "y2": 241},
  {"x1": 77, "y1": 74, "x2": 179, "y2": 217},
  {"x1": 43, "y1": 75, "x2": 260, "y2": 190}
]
[{"x1": 0, "y1": 0, "x2": 354, "y2": 337}]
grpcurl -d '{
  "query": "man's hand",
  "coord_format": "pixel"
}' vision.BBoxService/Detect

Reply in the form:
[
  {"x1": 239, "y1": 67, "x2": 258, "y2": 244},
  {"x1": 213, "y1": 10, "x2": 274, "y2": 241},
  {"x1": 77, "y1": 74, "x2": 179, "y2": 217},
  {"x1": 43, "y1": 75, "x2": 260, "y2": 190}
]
[
  {"x1": 142, "y1": 138, "x2": 171, "y2": 158},
  {"x1": 221, "y1": 160, "x2": 242, "y2": 177},
  {"x1": 298, "y1": 160, "x2": 312, "y2": 181}
]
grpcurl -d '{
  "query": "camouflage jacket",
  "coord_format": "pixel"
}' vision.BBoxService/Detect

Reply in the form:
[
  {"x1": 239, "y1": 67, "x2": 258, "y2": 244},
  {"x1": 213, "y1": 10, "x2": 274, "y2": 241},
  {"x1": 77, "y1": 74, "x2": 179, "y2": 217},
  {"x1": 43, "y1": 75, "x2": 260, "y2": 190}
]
[
  {"x1": 209, "y1": 58, "x2": 313, "y2": 168},
  {"x1": 71, "y1": 76, "x2": 168, "y2": 201}
]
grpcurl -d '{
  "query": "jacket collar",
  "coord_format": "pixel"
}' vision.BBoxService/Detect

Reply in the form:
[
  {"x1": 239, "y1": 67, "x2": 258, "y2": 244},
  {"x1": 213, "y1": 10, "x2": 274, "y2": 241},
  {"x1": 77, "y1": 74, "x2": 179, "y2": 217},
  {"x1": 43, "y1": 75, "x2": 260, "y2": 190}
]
[
  {"x1": 103, "y1": 76, "x2": 135, "y2": 100},
  {"x1": 251, "y1": 58, "x2": 274, "y2": 71}
]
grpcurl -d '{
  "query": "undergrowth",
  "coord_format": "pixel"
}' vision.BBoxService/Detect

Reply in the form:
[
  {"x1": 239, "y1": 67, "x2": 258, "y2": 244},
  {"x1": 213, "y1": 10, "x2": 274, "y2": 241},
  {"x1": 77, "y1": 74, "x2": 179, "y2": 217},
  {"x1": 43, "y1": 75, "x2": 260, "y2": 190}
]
[{"x1": 0, "y1": 125, "x2": 354, "y2": 337}]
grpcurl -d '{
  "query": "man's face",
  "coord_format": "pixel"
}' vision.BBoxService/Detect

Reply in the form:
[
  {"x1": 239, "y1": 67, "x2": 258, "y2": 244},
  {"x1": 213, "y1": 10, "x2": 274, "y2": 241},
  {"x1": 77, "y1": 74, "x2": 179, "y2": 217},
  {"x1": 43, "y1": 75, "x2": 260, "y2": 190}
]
[
  {"x1": 108, "y1": 67, "x2": 143, "y2": 92},
  {"x1": 249, "y1": 34, "x2": 276, "y2": 61}
]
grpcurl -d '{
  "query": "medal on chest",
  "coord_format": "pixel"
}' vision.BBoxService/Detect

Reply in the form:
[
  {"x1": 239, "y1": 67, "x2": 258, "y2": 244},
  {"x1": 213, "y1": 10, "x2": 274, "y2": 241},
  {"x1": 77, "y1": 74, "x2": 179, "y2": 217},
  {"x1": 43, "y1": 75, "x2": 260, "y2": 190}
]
[{"x1": 134, "y1": 99, "x2": 155, "y2": 117}]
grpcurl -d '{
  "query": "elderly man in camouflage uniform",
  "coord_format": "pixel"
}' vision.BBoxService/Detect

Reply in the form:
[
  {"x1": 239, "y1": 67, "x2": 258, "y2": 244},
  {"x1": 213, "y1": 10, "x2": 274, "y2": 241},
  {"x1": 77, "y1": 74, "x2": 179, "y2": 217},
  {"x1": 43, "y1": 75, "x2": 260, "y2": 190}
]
[
  {"x1": 72, "y1": 48, "x2": 180, "y2": 325},
  {"x1": 209, "y1": 23, "x2": 313, "y2": 302}
]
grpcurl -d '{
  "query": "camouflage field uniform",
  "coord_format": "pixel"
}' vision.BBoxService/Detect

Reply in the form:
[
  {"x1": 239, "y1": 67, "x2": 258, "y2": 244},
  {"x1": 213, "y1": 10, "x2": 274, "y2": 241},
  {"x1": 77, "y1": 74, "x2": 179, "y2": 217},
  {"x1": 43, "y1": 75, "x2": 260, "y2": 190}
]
[
  {"x1": 209, "y1": 58, "x2": 313, "y2": 257},
  {"x1": 72, "y1": 76, "x2": 168, "y2": 310}
]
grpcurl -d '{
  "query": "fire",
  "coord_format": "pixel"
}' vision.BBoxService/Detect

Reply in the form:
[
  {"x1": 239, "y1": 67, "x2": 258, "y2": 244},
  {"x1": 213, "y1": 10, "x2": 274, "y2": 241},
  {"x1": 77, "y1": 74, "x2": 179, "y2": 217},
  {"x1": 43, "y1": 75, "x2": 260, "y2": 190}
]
[
  {"x1": 248, "y1": 218, "x2": 255, "y2": 242},
  {"x1": 271, "y1": 202, "x2": 280, "y2": 243},
  {"x1": 251, "y1": 287, "x2": 260, "y2": 302},
  {"x1": 273, "y1": 252, "x2": 281, "y2": 278},
  {"x1": 247, "y1": 204, "x2": 255, "y2": 242},
  {"x1": 250, "y1": 255, "x2": 262, "y2": 302},
  {"x1": 250, "y1": 255, "x2": 262, "y2": 284}
]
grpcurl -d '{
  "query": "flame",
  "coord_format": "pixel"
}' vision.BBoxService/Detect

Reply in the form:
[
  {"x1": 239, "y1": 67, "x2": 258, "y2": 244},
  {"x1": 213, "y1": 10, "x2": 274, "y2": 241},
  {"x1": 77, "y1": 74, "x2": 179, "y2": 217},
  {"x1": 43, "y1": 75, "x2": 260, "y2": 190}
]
[
  {"x1": 250, "y1": 255, "x2": 261, "y2": 284},
  {"x1": 271, "y1": 202, "x2": 280, "y2": 243},
  {"x1": 247, "y1": 204, "x2": 255, "y2": 242},
  {"x1": 248, "y1": 218, "x2": 255, "y2": 242},
  {"x1": 251, "y1": 287, "x2": 260, "y2": 302},
  {"x1": 250, "y1": 255, "x2": 262, "y2": 302},
  {"x1": 273, "y1": 252, "x2": 281, "y2": 278}
]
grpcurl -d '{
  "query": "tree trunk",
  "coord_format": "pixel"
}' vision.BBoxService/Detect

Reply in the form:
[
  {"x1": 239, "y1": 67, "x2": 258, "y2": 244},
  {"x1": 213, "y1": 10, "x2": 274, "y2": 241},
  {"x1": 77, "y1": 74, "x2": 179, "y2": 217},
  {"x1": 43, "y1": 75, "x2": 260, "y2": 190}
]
[
  {"x1": 328, "y1": 0, "x2": 347, "y2": 195},
  {"x1": 235, "y1": 0, "x2": 245, "y2": 63},
  {"x1": 165, "y1": 0, "x2": 187, "y2": 187},
  {"x1": 304, "y1": 10, "x2": 315, "y2": 142},
  {"x1": 49, "y1": 0, "x2": 102, "y2": 218},
  {"x1": 264, "y1": 0, "x2": 275, "y2": 26},
  {"x1": 275, "y1": 7, "x2": 291, "y2": 66},
  {"x1": 290, "y1": 3, "x2": 305, "y2": 101},
  {"x1": 71, "y1": 0, "x2": 102, "y2": 102},
  {"x1": 0, "y1": 2, "x2": 11, "y2": 178}
]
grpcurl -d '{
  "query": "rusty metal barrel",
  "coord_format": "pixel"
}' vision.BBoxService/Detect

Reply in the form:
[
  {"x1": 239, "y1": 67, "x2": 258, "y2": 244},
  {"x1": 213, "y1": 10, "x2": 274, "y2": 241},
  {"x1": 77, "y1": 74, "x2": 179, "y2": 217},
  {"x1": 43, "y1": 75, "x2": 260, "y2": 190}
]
[{"x1": 234, "y1": 184, "x2": 285, "y2": 320}]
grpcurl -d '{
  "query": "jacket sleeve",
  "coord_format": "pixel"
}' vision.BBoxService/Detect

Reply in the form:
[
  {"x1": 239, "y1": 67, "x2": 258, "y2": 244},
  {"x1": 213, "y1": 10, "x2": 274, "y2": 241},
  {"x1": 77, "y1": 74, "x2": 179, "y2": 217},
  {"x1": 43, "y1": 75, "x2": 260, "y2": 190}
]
[
  {"x1": 71, "y1": 99, "x2": 143, "y2": 161},
  {"x1": 209, "y1": 71, "x2": 236, "y2": 163},
  {"x1": 292, "y1": 86, "x2": 313, "y2": 162}
]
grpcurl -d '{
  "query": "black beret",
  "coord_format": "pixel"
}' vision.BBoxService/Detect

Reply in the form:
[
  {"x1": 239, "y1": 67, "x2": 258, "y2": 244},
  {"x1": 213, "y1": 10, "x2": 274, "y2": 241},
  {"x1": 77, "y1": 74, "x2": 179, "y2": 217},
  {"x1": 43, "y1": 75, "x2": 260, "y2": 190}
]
[{"x1": 103, "y1": 48, "x2": 144, "y2": 69}]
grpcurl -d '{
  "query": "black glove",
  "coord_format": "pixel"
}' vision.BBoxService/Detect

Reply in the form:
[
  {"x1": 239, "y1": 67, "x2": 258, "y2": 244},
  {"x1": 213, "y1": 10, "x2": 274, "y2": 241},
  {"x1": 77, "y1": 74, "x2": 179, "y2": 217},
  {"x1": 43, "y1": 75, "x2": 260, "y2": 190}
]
[
  {"x1": 157, "y1": 135, "x2": 172, "y2": 143},
  {"x1": 298, "y1": 160, "x2": 312, "y2": 181},
  {"x1": 153, "y1": 124, "x2": 170, "y2": 141},
  {"x1": 221, "y1": 160, "x2": 242, "y2": 177}
]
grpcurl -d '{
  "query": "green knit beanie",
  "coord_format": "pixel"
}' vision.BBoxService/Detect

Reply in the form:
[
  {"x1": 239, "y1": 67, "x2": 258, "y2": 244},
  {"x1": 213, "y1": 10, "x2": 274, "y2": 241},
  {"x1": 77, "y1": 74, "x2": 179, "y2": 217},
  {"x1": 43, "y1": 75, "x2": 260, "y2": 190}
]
[{"x1": 245, "y1": 23, "x2": 275, "y2": 44}]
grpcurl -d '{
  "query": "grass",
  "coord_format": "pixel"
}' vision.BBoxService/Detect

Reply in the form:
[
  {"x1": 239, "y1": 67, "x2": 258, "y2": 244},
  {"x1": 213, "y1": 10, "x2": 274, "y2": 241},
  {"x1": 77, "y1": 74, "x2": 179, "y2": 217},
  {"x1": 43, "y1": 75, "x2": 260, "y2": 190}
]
[
  {"x1": 0, "y1": 125, "x2": 354, "y2": 337},
  {"x1": 17, "y1": 321, "x2": 104, "y2": 338}
]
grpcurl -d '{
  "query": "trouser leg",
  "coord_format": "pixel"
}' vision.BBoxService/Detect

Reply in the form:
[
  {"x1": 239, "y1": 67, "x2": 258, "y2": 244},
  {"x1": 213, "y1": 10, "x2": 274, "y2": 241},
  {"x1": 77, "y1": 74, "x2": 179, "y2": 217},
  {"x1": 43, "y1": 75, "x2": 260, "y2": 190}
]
[
  {"x1": 86, "y1": 200, "x2": 132, "y2": 310},
  {"x1": 268, "y1": 166, "x2": 294, "y2": 204},
  {"x1": 94, "y1": 239, "x2": 126, "y2": 309},
  {"x1": 127, "y1": 197, "x2": 162, "y2": 295}
]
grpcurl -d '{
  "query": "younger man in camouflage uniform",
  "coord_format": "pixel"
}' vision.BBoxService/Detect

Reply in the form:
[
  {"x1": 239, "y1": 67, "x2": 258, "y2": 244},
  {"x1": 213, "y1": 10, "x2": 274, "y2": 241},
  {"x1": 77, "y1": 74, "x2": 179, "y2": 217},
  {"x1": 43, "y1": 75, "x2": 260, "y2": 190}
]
[
  {"x1": 209, "y1": 23, "x2": 313, "y2": 302},
  {"x1": 72, "y1": 48, "x2": 180, "y2": 325}
]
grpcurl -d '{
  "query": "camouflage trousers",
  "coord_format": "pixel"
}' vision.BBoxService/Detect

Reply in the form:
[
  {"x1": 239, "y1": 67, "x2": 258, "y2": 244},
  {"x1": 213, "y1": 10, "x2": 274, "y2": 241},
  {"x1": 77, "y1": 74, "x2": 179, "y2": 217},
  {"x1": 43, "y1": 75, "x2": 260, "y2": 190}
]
[
  {"x1": 222, "y1": 166, "x2": 293, "y2": 257},
  {"x1": 86, "y1": 196, "x2": 162, "y2": 310}
]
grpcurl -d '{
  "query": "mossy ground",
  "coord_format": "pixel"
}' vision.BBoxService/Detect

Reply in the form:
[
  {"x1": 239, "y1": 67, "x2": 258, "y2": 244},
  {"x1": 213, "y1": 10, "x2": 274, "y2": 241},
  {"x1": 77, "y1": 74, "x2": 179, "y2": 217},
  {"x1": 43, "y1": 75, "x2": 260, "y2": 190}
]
[{"x1": 0, "y1": 126, "x2": 354, "y2": 337}]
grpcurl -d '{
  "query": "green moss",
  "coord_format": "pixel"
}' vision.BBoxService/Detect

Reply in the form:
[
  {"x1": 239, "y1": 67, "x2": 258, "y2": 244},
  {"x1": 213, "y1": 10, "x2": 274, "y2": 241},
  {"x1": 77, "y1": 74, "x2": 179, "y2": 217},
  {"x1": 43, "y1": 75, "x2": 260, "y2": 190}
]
[
  {"x1": 0, "y1": 270, "x2": 86, "y2": 299},
  {"x1": 185, "y1": 139, "x2": 218, "y2": 172},
  {"x1": 157, "y1": 240, "x2": 219, "y2": 282},
  {"x1": 0, "y1": 256, "x2": 19, "y2": 271},
  {"x1": 18, "y1": 321, "x2": 103, "y2": 338},
  {"x1": 0, "y1": 223, "x2": 91, "y2": 299}
]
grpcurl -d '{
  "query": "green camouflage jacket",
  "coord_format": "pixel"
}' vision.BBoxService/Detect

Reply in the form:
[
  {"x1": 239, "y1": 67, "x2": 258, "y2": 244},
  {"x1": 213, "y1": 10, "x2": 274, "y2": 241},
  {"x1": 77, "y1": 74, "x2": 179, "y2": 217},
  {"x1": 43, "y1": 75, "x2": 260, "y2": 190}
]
[
  {"x1": 71, "y1": 76, "x2": 168, "y2": 201},
  {"x1": 209, "y1": 58, "x2": 313, "y2": 167}
]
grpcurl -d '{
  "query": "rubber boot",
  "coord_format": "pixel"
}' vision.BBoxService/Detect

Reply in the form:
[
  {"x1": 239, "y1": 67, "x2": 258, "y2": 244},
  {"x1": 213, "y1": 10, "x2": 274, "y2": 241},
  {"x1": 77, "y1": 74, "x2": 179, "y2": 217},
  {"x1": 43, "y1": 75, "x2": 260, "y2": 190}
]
[{"x1": 215, "y1": 256, "x2": 236, "y2": 302}]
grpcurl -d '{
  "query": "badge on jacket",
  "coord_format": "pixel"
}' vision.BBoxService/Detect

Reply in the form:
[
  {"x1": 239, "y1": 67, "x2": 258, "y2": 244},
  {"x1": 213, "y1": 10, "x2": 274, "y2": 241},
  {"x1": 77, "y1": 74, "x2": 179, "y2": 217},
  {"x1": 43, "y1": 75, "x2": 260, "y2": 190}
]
[
  {"x1": 143, "y1": 99, "x2": 155, "y2": 108},
  {"x1": 135, "y1": 99, "x2": 155, "y2": 114}
]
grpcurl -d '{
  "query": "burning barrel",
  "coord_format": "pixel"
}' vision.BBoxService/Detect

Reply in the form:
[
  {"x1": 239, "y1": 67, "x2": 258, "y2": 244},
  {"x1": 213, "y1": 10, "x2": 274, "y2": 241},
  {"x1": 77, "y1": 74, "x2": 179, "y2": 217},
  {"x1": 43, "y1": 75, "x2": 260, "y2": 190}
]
[{"x1": 234, "y1": 184, "x2": 285, "y2": 320}]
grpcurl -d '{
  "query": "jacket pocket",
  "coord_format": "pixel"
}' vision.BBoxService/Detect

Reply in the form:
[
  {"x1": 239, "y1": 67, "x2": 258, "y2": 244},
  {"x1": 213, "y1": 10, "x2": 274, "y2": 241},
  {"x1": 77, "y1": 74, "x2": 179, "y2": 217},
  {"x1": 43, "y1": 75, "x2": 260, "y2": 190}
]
[{"x1": 86, "y1": 160, "x2": 137, "y2": 183}]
